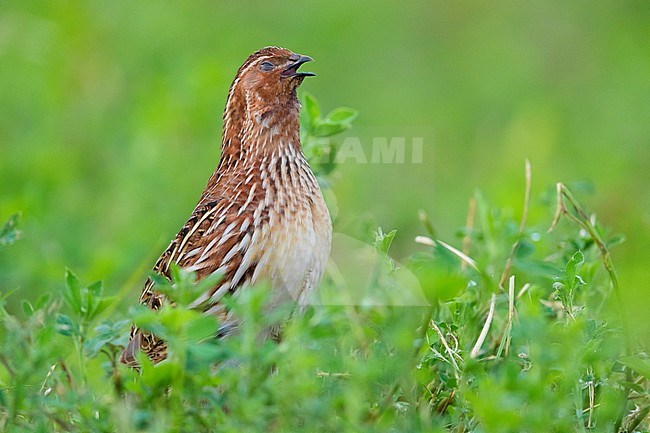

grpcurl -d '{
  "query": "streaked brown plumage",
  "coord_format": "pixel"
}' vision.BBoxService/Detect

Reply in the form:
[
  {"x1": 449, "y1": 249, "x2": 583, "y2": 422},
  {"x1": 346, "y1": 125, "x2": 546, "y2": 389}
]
[{"x1": 119, "y1": 47, "x2": 331, "y2": 367}]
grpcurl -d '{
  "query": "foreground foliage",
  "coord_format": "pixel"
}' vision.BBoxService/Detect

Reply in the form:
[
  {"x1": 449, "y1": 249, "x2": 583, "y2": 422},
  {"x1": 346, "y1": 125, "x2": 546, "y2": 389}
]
[{"x1": 1, "y1": 96, "x2": 648, "y2": 432}]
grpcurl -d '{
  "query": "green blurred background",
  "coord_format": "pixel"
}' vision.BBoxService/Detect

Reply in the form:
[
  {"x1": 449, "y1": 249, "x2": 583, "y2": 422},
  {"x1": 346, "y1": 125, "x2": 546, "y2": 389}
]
[{"x1": 1, "y1": 2, "x2": 648, "y2": 327}]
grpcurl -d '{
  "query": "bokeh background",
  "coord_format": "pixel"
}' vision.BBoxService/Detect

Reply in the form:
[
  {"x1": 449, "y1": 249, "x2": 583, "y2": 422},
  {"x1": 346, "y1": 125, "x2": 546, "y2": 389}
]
[{"x1": 1, "y1": 2, "x2": 648, "y2": 329}]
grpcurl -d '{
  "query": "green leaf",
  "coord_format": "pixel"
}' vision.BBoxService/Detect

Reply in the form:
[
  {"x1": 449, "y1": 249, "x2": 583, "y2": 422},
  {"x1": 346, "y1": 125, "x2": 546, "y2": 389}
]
[
  {"x1": 564, "y1": 250, "x2": 585, "y2": 287},
  {"x1": 407, "y1": 256, "x2": 465, "y2": 302},
  {"x1": 619, "y1": 356, "x2": 650, "y2": 379},
  {"x1": 0, "y1": 212, "x2": 22, "y2": 246},
  {"x1": 84, "y1": 319, "x2": 130, "y2": 358},
  {"x1": 313, "y1": 121, "x2": 349, "y2": 137},
  {"x1": 55, "y1": 314, "x2": 79, "y2": 337},
  {"x1": 87, "y1": 280, "x2": 103, "y2": 297},
  {"x1": 373, "y1": 227, "x2": 397, "y2": 254},
  {"x1": 186, "y1": 342, "x2": 221, "y2": 369},
  {"x1": 149, "y1": 272, "x2": 171, "y2": 288},
  {"x1": 514, "y1": 239, "x2": 534, "y2": 258},
  {"x1": 63, "y1": 268, "x2": 83, "y2": 313},
  {"x1": 325, "y1": 107, "x2": 358, "y2": 124},
  {"x1": 33, "y1": 293, "x2": 51, "y2": 310},
  {"x1": 513, "y1": 259, "x2": 561, "y2": 278},
  {"x1": 21, "y1": 300, "x2": 34, "y2": 317},
  {"x1": 84, "y1": 335, "x2": 112, "y2": 358},
  {"x1": 617, "y1": 380, "x2": 646, "y2": 394},
  {"x1": 169, "y1": 263, "x2": 183, "y2": 286},
  {"x1": 87, "y1": 296, "x2": 117, "y2": 321},
  {"x1": 565, "y1": 250, "x2": 585, "y2": 281},
  {"x1": 132, "y1": 307, "x2": 168, "y2": 339},
  {"x1": 186, "y1": 315, "x2": 219, "y2": 341},
  {"x1": 606, "y1": 233, "x2": 625, "y2": 248},
  {"x1": 302, "y1": 92, "x2": 321, "y2": 126}
]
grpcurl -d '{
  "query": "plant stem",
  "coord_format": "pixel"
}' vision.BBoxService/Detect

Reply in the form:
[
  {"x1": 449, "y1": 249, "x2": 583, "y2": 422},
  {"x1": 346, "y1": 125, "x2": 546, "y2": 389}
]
[{"x1": 548, "y1": 183, "x2": 632, "y2": 432}]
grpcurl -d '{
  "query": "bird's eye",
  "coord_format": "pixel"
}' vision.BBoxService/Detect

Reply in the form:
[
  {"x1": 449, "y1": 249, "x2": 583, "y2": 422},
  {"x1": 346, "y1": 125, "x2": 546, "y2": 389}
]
[{"x1": 260, "y1": 61, "x2": 274, "y2": 72}]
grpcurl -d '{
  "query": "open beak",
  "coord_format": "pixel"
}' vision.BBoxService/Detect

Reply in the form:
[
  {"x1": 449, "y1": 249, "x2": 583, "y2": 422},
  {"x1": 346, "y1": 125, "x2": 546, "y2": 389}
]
[{"x1": 281, "y1": 54, "x2": 315, "y2": 78}]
